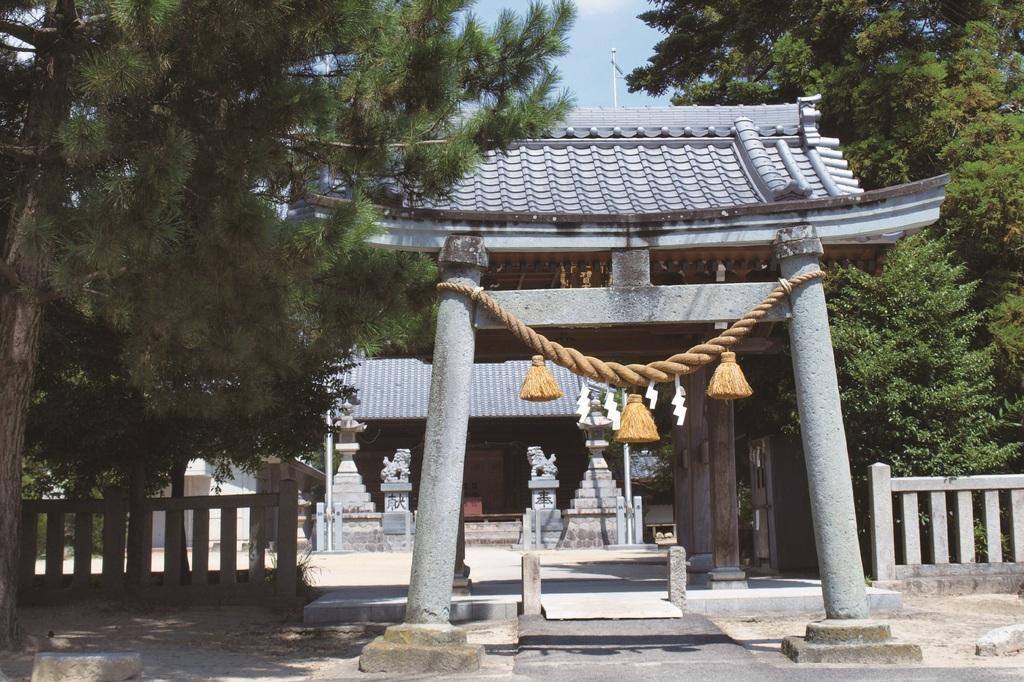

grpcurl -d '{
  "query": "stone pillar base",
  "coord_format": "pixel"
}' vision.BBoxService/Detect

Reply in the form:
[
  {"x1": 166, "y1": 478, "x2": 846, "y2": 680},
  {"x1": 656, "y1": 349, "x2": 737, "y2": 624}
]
[
  {"x1": 781, "y1": 619, "x2": 922, "y2": 664},
  {"x1": 708, "y1": 567, "x2": 747, "y2": 590},
  {"x1": 358, "y1": 624, "x2": 483, "y2": 674}
]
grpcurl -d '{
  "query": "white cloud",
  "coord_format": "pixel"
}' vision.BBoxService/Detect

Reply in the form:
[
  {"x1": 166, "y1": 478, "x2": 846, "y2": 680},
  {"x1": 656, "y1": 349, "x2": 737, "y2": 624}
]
[{"x1": 575, "y1": 0, "x2": 632, "y2": 14}]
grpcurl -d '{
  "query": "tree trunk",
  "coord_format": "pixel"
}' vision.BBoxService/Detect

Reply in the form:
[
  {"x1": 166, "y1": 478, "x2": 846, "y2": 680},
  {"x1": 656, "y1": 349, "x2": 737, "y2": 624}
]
[
  {"x1": 0, "y1": 10, "x2": 75, "y2": 649},
  {"x1": 0, "y1": 272, "x2": 45, "y2": 650}
]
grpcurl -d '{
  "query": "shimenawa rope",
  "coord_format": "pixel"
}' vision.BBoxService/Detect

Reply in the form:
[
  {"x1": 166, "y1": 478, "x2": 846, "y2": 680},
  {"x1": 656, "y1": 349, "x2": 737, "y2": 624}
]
[{"x1": 437, "y1": 270, "x2": 825, "y2": 388}]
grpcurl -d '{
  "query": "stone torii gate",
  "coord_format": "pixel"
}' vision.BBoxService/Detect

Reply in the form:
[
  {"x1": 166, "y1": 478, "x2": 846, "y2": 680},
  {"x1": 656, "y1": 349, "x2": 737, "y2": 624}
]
[{"x1": 334, "y1": 100, "x2": 947, "y2": 672}]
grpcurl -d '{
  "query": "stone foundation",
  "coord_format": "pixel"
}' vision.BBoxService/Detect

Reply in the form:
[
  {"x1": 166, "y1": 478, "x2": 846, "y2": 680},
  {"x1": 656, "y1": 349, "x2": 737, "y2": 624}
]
[
  {"x1": 339, "y1": 513, "x2": 386, "y2": 552},
  {"x1": 359, "y1": 623, "x2": 482, "y2": 674},
  {"x1": 557, "y1": 465, "x2": 621, "y2": 549},
  {"x1": 558, "y1": 510, "x2": 618, "y2": 549},
  {"x1": 781, "y1": 619, "x2": 922, "y2": 664}
]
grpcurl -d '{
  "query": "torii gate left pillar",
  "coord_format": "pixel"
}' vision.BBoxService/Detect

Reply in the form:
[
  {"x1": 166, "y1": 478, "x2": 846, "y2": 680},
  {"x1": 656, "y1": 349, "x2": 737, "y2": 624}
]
[{"x1": 359, "y1": 235, "x2": 487, "y2": 674}]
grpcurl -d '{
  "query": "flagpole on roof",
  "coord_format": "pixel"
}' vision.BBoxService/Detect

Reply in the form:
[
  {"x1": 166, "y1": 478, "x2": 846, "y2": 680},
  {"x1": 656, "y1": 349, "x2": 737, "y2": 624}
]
[{"x1": 611, "y1": 48, "x2": 619, "y2": 108}]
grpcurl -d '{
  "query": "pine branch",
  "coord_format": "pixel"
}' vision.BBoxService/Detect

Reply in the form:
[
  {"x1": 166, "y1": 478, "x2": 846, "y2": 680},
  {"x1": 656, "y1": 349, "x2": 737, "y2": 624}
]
[
  {"x1": 0, "y1": 19, "x2": 56, "y2": 47},
  {"x1": 0, "y1": 138, "x2": 54, "y2": 161},
  {"x1": 0, "y1": 40, "x2": 34, "y2": 52}
]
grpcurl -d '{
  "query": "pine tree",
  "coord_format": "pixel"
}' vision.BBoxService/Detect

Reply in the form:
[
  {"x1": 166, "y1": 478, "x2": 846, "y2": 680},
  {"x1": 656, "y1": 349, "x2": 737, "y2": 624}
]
[{"x1": 0, "y1": 0, "x2": 574, "y2": 650}]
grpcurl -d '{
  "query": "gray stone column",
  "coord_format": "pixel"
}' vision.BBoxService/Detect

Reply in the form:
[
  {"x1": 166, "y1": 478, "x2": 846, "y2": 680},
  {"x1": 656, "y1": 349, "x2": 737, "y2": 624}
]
[
  {"x1": 405, "y1": 235, "x2": 487, "y2": 624},
  {"x1": 772, "y1": 224, "x2": 869, "y2": 620}
]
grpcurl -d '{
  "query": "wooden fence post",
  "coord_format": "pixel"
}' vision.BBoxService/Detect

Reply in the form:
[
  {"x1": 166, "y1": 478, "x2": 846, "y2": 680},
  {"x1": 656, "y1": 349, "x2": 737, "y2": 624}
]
[
  {"x1": 101, "y1": 488, "x2": 127, "y2": 591},
  {"x1": 19, "y1": 508, "x2": 38, "y2": 591},
  {"x1": 276, "y1": 479, "x2": 298, "y2": 596},
  {"x1": 868, "y1": 463, "x2": 896, "y2": 581}
]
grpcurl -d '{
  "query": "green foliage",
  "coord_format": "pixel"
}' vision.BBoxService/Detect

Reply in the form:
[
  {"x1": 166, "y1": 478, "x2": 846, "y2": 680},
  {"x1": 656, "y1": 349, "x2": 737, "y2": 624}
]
[
  {"x1": 4, "y1": 1, "x2": 575, "y2": 495},
  {"x1": 827, "y1": 235, "x2": 1019, "y2": 476},
  {"x1": 631, "y1": 0, "x2": 1024, "y2": 472}
]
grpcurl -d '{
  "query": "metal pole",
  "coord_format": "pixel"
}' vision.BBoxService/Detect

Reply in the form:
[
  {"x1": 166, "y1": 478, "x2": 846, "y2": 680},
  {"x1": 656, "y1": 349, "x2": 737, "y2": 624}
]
[
  {"x1": 324, "y1": 410, "x2": 334, "y2": 551},
  {"x1": 623, "y1": 443, "x2": 633, "y2": 544},
  {"x1": 611, "y1": 48, "x2": 619, "y2": 108}
]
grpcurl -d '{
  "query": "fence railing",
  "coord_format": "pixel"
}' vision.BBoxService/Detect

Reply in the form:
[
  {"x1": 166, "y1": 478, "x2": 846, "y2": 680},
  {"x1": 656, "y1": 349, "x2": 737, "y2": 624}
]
[
  {"x1": 868, "y1": 463, "x2": 1024, "y2": 582},
  {"x1": 18, "y1": 479, "x2": 298, "y2": 604}
]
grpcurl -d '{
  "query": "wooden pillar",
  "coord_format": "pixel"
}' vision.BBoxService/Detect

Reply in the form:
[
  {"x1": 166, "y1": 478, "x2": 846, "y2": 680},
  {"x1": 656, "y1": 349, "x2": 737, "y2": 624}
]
[
  {"x1": 673, "y1": 368, "x2": 712, "y2": 571},
  {"x1": 707, "y1": 398, "x2": 745, "y2": 587}
]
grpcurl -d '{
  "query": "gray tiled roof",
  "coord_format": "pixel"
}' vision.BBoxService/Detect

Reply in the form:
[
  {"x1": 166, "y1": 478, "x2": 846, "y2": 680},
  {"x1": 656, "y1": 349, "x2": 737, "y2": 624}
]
[
  {"x1": 347, "y1": 357, "x2": 584, "y2": 421},
  {"x1": 409, "y1": 96, "x2": 860, "y2": 215}
]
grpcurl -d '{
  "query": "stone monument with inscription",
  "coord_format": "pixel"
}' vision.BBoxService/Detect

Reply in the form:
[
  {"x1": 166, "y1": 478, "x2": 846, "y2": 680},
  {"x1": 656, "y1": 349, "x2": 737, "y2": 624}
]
[
  {"x1": 522, "y1": 446, "x2": 562, "y2": 548},
  {"x1": 381, "y1": 448, "x2": 414, "y2": 550}
]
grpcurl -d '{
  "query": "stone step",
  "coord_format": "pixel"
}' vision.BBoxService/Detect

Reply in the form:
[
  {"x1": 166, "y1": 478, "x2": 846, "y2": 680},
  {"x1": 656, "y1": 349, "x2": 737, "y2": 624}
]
[
  {"x1": 570, "y1": 498, "x2": 619, "y2": 510},
  {"x1": 333, "y1": 482, "x2": 369, "y2": 494},
  {"x1": 573, "y1": 485, "x2": 618, "y2": 497},
  {"x1": 336, "y1": 492, "x2": 372, "y2": 503}
]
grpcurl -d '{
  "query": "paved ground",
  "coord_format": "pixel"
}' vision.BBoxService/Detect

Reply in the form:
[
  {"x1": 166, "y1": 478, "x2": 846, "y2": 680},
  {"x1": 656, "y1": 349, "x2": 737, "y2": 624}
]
[
  {"x1": 304, "y1": 547, "x2": 901, "y2": 624},
  {"x1": 317, "y1": 615, "x2": 1024, "y2": 681}
]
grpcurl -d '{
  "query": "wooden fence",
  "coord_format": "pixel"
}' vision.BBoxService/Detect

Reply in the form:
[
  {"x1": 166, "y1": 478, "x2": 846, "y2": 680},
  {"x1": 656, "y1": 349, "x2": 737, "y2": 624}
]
[
  {"x1": 868, "y1": 463, "x2": 1024, "y2": 588},
  {"x1": 18, "y1": 479, "x2": 298, "y2": 605}
]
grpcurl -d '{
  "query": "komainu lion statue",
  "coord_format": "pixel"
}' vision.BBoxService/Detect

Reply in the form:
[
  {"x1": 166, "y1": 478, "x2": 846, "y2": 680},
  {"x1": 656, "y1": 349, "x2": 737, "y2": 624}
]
[
  {"x1": 527, "y1": 445, "x2": 558, "y2": 479},
  {"x1": 381, "y1": 448, "x2": 412, "y2": 483}
]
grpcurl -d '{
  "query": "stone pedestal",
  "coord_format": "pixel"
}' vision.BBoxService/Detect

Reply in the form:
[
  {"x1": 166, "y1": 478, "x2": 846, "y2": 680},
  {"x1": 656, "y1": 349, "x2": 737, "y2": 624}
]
[
  {"x1": 781, "y1": 620, "x2": 922, "y2": 664},
  {"x1": 523, "y1": 478, "x2": 563, "y2": 549},
  {"x1": 708, "y1": 567, "x2": 748, "y2": 590},
  {"x1": 381, "y1": 482, "x2": 414, "y2": 551},
  {"x1": 359, "y1": 623, "x2": 483, "y2": 674}
]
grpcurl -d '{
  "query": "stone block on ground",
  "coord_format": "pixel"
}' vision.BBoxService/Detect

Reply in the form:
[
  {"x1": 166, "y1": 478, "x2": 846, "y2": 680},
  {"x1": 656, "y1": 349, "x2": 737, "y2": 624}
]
[
  {"x1": 976, "y1": 623, "x2": 1024, "y2": 656},
  {"x1": 668, "y1": 546, "x2": 687, "y2": 609},
  {"x1": 31, "y1": 652, "x2": 142, "y2": 682},
  {"x1": 358, "y1": 624, "x2": 483, "y2": 674},
  {"x1": 782, "y1": 619, "x2": 921, "y2": 664}
]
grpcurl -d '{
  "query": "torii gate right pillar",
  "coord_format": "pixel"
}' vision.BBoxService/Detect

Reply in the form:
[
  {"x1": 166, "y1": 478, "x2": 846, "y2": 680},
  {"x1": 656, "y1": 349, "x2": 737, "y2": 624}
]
[
  {"x1": 772, "y1": 224, "x2": 868, "y2": 620},
  {"x1": 773, "y1": 224, "x2": 921, "y2": 662}
]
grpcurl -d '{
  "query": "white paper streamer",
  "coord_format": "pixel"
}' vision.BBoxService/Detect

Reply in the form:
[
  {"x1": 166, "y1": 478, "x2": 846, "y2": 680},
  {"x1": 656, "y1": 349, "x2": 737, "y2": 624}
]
[
  {"x1": 604, "y1": 390, "x2": 621, "y2": 431},
  {"x1": 671, "y1": 375, "x2": 687, "y2": 425},
  {"x1": 646, "y1": 379, "x2": 658, "y2": 409},
  {"x1": 576, "y1": 384, "x2": 592, "y2": 421}
]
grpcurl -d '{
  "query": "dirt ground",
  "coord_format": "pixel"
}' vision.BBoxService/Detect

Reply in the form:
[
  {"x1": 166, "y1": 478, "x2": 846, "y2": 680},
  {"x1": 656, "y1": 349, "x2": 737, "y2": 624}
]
[
  {"x1": 1, "y1": 594, "x2": 1021, "y2": 680},
  {"x1": 711, "y1": 592, "x2": 1024, "y2": 668},
  {"x1": 0, "y1": 603, "x2": 516, "y2": 681}
]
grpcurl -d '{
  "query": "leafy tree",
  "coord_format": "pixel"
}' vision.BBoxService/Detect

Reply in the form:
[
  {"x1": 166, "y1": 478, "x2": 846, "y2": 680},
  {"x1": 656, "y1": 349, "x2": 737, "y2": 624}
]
[
  {"x1": 628, "y1": 1, "x2": 1024, "y2": 391},
  {"x1": 0, "y1": 0, "x2": 574, "y2": 650},
  {"x1": 826, "y1": 236, "x2": 1019, "y2": 477},
  {"x1": 631, "y1": 0, "x2": 1023, "y2": 463}
]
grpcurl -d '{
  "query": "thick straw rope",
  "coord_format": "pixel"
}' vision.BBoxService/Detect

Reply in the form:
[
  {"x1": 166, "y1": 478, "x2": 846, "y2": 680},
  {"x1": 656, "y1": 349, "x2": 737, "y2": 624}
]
[{"x1": 437, "y1": 270, "x2": 825, "y2": 387}]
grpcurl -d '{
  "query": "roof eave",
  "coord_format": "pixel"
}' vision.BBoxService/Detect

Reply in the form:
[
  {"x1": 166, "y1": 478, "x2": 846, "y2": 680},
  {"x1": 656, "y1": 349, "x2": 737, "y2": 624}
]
[{"x1": 308, "y1": 175, "x2": 948, "y2": 253}]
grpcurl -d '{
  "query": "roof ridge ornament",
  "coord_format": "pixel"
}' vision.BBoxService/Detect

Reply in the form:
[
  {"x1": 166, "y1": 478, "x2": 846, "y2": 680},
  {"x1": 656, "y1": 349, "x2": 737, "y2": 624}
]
[{"x1": 734, "y1": 117, "x2": 812, "y2": 201}]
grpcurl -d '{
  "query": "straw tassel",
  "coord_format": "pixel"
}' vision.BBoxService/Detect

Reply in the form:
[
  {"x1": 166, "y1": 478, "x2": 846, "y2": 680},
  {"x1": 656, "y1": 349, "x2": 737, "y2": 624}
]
[
  {"x1": 519, "y1": 355, "x2": 564, "y2": 402},
  {"x1": 615, "y1": 393, "x2": 660, "y2": 443},
  {"x1": 706, "y1": 351, "x2": 753, "y2": 400}
]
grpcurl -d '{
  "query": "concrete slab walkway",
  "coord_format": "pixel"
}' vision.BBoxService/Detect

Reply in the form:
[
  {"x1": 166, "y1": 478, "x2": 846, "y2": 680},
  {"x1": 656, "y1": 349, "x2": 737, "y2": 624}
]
[{"x1": 303, "y1": 547, "x2": 902, "y2": 625}]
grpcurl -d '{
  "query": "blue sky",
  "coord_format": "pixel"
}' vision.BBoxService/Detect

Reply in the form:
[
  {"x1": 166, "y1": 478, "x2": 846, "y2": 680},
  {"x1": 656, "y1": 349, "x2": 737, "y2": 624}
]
[{"x1": 472, "y1": 0, "x2": 671, "y2": 108}]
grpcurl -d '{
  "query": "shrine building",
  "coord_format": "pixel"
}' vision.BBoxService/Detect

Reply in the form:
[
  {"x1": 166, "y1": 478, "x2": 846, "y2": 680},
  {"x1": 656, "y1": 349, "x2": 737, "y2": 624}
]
[{"x1": 306, "y1": 95, "x2": 946, "y2": 574}]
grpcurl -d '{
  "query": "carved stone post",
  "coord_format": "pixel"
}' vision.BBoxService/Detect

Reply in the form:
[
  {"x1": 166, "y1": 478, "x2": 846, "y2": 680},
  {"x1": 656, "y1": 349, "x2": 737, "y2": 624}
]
[
  {"x1": 773, "y1": 224, "x2": 920, "y2": 663},
  {"x1": 360, "y1": 235, "x2": 486, "y2": 674}
]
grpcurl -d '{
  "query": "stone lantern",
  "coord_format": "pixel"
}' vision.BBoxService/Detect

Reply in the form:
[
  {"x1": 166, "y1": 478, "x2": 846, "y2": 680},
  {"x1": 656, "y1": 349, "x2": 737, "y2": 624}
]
[{"x1": 558, "y1": 399, "x2": 625, "y2": 548}]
